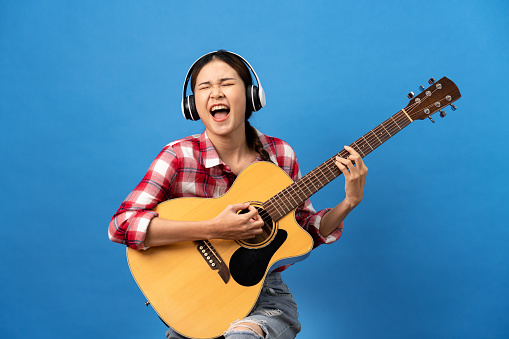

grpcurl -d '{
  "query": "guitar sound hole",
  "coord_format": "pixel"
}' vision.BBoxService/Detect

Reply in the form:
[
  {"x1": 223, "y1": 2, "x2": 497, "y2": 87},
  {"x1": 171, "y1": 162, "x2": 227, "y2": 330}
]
[{"x1": 237, "y1": 204, "x2": 276, "y2": 249}]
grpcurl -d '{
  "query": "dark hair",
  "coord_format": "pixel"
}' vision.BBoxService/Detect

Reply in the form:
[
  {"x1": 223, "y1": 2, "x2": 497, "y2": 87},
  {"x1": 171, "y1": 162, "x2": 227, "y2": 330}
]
[{"x1": 190, "y1": 50, "x2": 270, "y2": 162}]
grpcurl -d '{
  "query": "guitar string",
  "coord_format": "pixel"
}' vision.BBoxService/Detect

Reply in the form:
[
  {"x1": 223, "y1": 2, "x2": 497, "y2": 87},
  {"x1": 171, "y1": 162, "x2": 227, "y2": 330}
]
[
  {"x1": 267, "y1": 110, "x2": 408, "y2": 217},
  {"x1": 264, "y1": 85, "x2": 449, "y2": 218},
  {"x1": 271, "y1": 88, "x2": 448, "y2": 218},
  {"x1": 266, "y1": 104, "x2": 418, "y2": 217}
]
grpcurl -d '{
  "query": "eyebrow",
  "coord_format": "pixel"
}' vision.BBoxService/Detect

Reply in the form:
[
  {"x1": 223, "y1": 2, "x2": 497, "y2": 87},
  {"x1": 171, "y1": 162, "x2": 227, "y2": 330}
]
[{"x1": 197, "y1": 77, "x2": 237, "y2": 87}]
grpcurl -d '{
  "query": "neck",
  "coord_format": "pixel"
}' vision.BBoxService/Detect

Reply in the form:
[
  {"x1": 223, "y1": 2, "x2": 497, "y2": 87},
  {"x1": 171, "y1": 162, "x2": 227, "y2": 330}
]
[{"x1": 206, "y1": 125, "x2": 256, "y2": 171}]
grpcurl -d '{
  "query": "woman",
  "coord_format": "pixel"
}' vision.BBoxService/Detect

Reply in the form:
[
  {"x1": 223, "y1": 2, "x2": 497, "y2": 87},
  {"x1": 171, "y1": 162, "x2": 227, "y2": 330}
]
[{"x1": 109, "y1": 50, "x2": 368, "y2": 339}]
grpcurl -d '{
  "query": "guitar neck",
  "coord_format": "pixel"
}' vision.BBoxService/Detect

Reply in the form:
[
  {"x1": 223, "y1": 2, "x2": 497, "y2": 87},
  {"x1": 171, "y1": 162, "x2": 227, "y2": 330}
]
[{"x1": 263, "y1": 110, "x2": 412, "y2": 221}]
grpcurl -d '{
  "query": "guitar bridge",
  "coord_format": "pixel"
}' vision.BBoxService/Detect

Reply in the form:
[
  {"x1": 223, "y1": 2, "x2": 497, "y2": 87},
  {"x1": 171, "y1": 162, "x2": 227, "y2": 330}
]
[{"x1": 194, "y1": 240, "x2": 230, "y2": 284}]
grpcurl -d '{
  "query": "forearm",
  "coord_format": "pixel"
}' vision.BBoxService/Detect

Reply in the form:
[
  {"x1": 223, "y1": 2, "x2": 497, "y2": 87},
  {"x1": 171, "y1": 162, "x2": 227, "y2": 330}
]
[
  {"x1": 144, "y1": 217, "x2": 214, "y2": 247},
  {"x1": 319, "y1": 198, "x2": 356, "y2": 237},
  {"x1": 144, "y1": 203, "x2": 265, "y2": 248},
  {"x1": 319, "y1": 146, "x2": 368, "y2": 237}
]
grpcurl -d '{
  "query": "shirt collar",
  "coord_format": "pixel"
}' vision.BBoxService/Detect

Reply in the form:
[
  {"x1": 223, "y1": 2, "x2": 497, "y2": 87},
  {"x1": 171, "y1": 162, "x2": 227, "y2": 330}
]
[
  {"x1": 199, "y1": 131, "x2": 224, "y2": 169},
  {"x1": 199, "y1": 129, "x2": 275, "y2": 169}
]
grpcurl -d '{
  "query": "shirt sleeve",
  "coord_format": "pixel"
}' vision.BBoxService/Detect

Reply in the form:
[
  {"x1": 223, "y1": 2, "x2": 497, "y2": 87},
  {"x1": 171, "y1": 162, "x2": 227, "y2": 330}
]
[{"x1": 108, "y1": 146, "x2": 178, "y2": 250}]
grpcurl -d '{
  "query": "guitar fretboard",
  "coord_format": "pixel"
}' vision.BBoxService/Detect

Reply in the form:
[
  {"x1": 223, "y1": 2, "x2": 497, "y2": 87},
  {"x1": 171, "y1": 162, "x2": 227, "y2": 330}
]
[{"x1": 262, "y1": 110, "x2": 412, "y2": 221}]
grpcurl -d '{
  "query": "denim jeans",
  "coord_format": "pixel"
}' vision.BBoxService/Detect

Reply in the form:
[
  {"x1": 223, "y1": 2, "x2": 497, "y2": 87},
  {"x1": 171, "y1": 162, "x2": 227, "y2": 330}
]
[{"x1": 165, "y1": 271, "x2": 301, "y2": 339}]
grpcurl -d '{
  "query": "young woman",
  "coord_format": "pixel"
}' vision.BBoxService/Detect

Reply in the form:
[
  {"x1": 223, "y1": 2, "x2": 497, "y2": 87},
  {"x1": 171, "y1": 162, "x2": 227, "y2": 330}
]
[{"x1": 109, "y1": 50, "x2": 368, "y2": 339}]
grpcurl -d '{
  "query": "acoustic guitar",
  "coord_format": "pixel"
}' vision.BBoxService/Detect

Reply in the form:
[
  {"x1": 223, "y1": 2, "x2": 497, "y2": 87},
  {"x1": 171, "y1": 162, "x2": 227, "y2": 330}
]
[{"x1": 127, "y1": 77, "x2": 461, "y2": 338}]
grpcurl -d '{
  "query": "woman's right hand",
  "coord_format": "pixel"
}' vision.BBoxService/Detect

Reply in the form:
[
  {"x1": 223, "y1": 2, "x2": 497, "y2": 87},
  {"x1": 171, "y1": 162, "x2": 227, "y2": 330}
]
[{"x1": 210, "y1": 203, "x2": 265, "y2": 240}]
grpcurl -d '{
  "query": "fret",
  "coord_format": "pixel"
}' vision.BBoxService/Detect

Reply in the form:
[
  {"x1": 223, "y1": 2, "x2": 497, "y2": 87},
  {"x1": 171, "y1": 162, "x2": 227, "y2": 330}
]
[
  {"x1": 362, "y1": 135, "x2": 374, "y2": 151},
  {"x1": 371, "y1": 129, "x2": 383, "y2": 144},
  {"x1": 317, "y1": 165, "x2": 332, "y2": 183},
  {"x1": 351, "y1": 141, "x2": 365, "y2": 157},
  {"x1": 298, "y1": 176, "x2": 315, "y2": 197},
  {"x1": 285, "y1": 186, "x2": 300, "y2": 206},
  {"x1": 387, "y1": 119, "x2": 399, "y2": 135},
  {"x1": 283, "y1": 191, "x2": 292, "y2": 211},
  {"x1": 390, "y1": 116, "x2": 402, "y2": 130},
  {"x1": 366, "y1": 130, "x2": 381, "y2": 148},
  {"x1": 313, "y1": 167, "x2": 329, "y2": 186},
  {"x1": 374, "y1": 125, "x2": 390, "y2": 142},
  {"x1": 271, "y1": 193, "x2": 285, "y2": 214},
  {"x1": 305, "y1": 172, "x2": 319, "y2": 192},
  {"x1": 381, "y1": 122, "x2": 392, "y2": 137},
  {"x1": 326, "y1": 159, "x2": 338, "y2": 178},
  {"x1": 395, "y1": 111, "x2": 411, "y2": 130}
]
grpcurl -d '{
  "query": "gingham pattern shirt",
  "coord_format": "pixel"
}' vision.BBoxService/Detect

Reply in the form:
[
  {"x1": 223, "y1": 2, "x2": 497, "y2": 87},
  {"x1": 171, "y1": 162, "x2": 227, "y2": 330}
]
[{"x1": 109, "y1": 130, "x2": 343, "y2": 270}]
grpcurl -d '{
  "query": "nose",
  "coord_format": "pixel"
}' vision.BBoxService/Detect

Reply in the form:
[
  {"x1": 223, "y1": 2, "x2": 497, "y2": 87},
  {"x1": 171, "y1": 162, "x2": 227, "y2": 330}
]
[{"x1": 210, "y1": 84, "x2": 224, "y2": 99}]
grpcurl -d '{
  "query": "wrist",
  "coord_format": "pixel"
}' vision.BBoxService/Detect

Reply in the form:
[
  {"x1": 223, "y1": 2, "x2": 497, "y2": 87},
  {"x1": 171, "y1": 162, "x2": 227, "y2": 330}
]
[
  {"x1": 205, "y1": 218, "x2": 218, "y2": 240},
  {"x1": 343, "y1": 197, "x2": 360, "y2": 210}
]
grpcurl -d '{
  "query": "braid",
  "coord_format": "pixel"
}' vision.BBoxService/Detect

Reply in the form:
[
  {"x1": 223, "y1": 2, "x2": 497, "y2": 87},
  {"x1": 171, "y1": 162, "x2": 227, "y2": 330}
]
[{"x1": 245, "y1": 121, "x2": 271, "y2": 162}]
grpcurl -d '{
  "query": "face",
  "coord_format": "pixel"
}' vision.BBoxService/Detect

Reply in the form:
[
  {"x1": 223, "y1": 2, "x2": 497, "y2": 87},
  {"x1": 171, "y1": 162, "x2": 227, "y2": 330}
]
[{"x1": 193, "y1": 59, "x2": 247, "y2": 139}]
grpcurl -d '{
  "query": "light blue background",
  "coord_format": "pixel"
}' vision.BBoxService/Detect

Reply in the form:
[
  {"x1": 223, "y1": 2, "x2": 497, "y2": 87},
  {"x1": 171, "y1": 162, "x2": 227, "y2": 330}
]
[{"x1": 1, "y1": 1, "x2": 508, "y2": 338}]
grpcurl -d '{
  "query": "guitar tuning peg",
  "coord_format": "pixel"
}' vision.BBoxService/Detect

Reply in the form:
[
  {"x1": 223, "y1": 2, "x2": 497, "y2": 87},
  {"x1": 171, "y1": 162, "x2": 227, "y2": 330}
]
[
  {"x1": 407, "y1": 91, "x2": 415, "y2": 99},
  {"x1": 451, "y1": 104, "x2": 457, "y2": 111},
  {"x1": 428, "y1": 77, "x2": 436, "y2": 84},
  {"x1": 419, "y1": 85, "x2": 425, "y2": 92},
  {"x1": 428, "y1": 116, "x2": 435, "y2": 123},
  {"x1": 439, "y1": 110, "x2": 446, "y2": 118}
]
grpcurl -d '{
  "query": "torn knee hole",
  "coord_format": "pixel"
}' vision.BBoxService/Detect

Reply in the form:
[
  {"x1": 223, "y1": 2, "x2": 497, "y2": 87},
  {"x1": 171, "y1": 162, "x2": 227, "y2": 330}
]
[{"x1": 228, "y1": 322, "x2": 265, "y2": 338}]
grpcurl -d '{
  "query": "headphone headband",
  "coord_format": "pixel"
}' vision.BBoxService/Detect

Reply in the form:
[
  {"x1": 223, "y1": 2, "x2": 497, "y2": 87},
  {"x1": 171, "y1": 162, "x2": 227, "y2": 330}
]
[{"x1": 181, "y1": 50, "x2": 266, "y2": 121}]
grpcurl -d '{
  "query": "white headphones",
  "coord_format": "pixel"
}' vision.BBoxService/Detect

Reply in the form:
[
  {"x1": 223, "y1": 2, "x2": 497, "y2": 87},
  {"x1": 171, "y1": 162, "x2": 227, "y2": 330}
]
[{"x1": 181, "y1": 50, "x2": 266, "y2": 121}]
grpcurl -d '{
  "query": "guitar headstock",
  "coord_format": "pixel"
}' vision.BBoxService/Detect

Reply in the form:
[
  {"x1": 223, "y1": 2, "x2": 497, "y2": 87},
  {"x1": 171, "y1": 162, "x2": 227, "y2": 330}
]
[{"x1": 405, "y1": 77, "x2": 461, "y2": 122}]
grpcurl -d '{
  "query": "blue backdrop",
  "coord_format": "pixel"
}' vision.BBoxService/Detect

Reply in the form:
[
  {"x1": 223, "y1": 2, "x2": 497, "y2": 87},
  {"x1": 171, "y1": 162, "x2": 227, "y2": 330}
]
[{"x1": 1, "y1": 1, "x2": 508, "y2": 338}]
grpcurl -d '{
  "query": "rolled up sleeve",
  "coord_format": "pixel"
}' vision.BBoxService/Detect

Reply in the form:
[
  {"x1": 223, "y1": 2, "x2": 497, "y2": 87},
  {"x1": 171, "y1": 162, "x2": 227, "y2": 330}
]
[{"x1": 108, "y1": 146, "x2": 177, "y2": 249}]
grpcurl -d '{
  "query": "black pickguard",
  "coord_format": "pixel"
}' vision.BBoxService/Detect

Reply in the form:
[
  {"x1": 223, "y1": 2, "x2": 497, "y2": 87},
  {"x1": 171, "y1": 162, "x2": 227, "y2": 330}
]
[{"x1": 229, "y1": 230, "x2": 287, "y2": 287}]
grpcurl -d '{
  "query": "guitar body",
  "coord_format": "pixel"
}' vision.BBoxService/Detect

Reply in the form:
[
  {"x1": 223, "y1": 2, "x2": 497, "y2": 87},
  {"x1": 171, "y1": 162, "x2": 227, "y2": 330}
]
[{"x1": 127, "y1": 161, "x2": 314, "y2": 339}]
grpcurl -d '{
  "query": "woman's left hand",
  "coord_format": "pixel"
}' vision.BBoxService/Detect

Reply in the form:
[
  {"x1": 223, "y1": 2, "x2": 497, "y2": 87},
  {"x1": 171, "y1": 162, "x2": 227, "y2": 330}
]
[{"x1": 335, "y1": 145, "x2": 368, "y2": 208}]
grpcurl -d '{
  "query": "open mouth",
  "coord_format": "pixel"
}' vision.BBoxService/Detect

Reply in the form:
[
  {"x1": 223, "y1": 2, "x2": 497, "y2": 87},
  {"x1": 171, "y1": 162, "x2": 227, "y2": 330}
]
[{"x1": 210, "y1": 104, "x2": 230, "y2": 121}]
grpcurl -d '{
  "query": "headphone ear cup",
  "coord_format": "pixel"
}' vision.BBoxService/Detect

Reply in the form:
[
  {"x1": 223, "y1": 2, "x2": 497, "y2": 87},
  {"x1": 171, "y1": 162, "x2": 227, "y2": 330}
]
[
  {"x1": 182, "y1": 96, "x2": 191, "y2": 120},
  {"x1": 189, "y1": 95, "x2": 200, "y2": 121},
  {"x1": 183, "y1": 95, "x2": 200, "y2": 121},
  {"x1": 247, "y1": 85, "x2": 262, "y2": 112}
]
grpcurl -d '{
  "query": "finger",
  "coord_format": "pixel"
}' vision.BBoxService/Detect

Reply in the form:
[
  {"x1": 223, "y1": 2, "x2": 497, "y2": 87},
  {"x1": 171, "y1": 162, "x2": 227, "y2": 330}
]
[
  {"x1": 229, "y1": 202, "x2": 251, "y2": 211},
  {"x1": 237, "y1": 205, "x2": 260, "y2": 222},
  {"x1": 249, "y1": 214, "x2": 262, "y2": 224},
  {"x1": 339, "y1": 150, "x2": 364, "y2": 172},
  {"x1": 250, "y1": 220, "x2": 264, "y2": 230},
  {"x1": 244, "y1": 227, "x2": 263, "y2": 239},
  {"x1": 344, "y1": 145, "x2": 361, "y2": 157},
  {"x1": 335, "y1": 156, "x2": 353, "y2": 174},
  {"x1": 348, "y1": 152, "x2": 367, "y2": 170},
  {"x1": 243, "y1": 219, "x2": 264, "y2": 239},
  {"x1": 344, "y1": 145, "x2": 364, "y2": 167},
  {"x1": 345, "y1": 155, "x2": 361, "y2": 172}
]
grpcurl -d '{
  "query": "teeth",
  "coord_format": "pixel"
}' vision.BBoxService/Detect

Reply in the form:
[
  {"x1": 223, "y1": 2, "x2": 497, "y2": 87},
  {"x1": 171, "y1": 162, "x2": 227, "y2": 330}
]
[{"x1": 211, "y1": 105, "x2": 229, "y2": 112}]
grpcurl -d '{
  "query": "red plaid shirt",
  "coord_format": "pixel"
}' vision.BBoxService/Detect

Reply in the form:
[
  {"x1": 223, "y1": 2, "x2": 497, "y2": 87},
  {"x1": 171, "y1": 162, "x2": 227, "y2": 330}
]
[{"x1": 109, "y1": 130, "x2": 343, "y2": 270}]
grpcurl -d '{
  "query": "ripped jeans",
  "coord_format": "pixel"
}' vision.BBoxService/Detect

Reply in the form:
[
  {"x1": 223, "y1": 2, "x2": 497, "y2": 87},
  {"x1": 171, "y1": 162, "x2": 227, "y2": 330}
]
[{"x1": 165, "y1": 271, "x2": 301, "y2": 339}]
